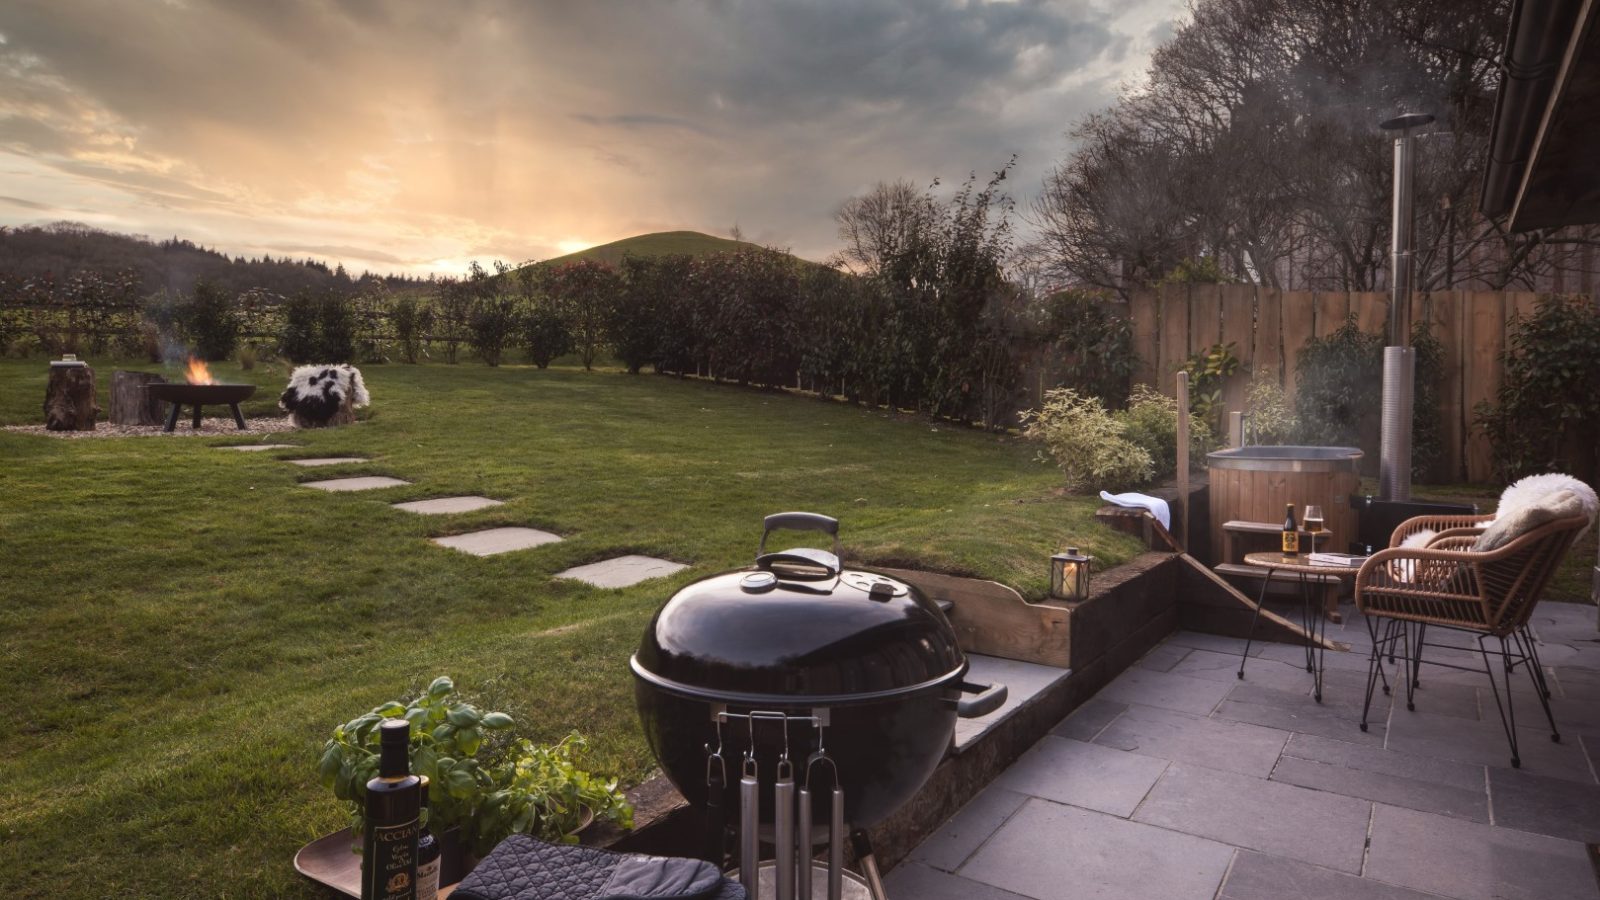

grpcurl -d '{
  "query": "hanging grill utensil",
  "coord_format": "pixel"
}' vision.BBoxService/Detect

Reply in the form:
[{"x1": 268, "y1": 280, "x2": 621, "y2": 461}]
[
  {"x1": 773, "y1": 741, "x2": 796, "y2": 900},
  {"x1": 704, "y1": 720, "x2": 728, "y2": 865},
  {"x1": 740, "y1": 721, "x2": 760, "y2": 897},
  {"x1": 804, "y1": 726, "x2": 845, "y2": 900}
]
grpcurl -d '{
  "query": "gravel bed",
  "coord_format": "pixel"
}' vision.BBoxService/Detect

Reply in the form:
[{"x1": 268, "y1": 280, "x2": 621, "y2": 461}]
[{"x1": 4, "y1": 417, "x2": 301, "y2": 438}]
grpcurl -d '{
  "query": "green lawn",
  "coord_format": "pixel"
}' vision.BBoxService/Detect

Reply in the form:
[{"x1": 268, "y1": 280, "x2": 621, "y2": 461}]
[{"x1": 0, "y1": 357, "x2": 1139, "y2": 898}]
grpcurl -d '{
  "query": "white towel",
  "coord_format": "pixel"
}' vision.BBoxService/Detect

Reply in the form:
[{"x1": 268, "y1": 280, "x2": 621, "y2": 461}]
[{"x1": 1099, "y1": 491, "x2": 1172, "y2": 532}]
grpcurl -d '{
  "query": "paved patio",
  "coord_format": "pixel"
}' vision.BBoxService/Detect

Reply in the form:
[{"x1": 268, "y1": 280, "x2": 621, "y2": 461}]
[{"x1": 891, "y1": 600, "x2": 1600, "y2": 900}]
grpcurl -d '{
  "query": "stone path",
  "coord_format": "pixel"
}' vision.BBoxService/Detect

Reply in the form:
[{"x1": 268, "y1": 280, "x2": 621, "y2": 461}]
[
  {"x1": 432, "y1": 527, "x2": 563, "y2": 557},
  {"x1": 300, "y1": 476, "x2": 411, "y2": 492},
  {"x1": 393, "y1": 496, "x2": 504, "y2": 515},
  {"x1": 226, "y1": 442, "x2": 693, "y2": 583},
  {"x1": 555, "y1": 554, "x2": 689, "y2": 588},
  {"x1": 893, "y1": 599, "x2": 1600, "y2": 900}
]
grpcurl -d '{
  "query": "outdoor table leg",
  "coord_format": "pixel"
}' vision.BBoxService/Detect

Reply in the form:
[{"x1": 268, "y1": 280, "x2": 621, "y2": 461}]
[
  {"x1": 1297, "y1": 572, "x2": 1325, "y2": 703},
  {"x1": 1237, "y1": 566, "x2": 1274, "y2": 680}
]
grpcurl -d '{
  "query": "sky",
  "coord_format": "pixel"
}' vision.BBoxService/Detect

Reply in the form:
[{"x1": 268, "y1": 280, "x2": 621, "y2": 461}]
[{"x1": 0, "y1": 0, "x2": 1186, "y2": 276}]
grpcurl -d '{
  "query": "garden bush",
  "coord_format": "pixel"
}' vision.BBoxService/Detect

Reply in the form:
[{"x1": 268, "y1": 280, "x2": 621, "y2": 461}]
[
  {"x1": 542, "y1": 260, "x2": 619, "y2": 370},
  {"x1": 278, "y1": 290, "x2": 355, "y2": 363},
  {"x1": 1244, "y1": 371, "x2": 1297, "y2": 443},
  {"x1": 391, "y1": 294, "x2": 430, "y2": 364},
  {"x1": 1118, "y1": 385, "x2": 1214, "y2": 482},
  {"x1": 1022, "y1": 388, "x2": 1153, "y2": 492},
  {"x1": 1033, "y1": 290, "x2": 1136, "y2": 405},
  {"x1": 469, "y1": 295, "x2": 522, "y2": 367},
  {"x1": 178, "y1": 279, "x2": 240, "y2": 361},
  {"x1": 1293, "y1": 316, "x2": 1382, "y2": 448},
  {"x1": 1476, "y1": 295, "x2": 1600, "y2": 482}
]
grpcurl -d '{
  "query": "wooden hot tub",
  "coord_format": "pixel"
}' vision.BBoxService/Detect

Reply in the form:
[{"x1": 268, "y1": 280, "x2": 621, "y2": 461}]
[{"x1": 1207, "y1": 446, "x2": 1362, "y2": 564}]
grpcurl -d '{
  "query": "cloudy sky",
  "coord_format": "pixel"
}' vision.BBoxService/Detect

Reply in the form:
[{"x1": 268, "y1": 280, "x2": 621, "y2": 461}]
[{"x1": 0, "y1": 0, "x2": 1184, "y2": 275}]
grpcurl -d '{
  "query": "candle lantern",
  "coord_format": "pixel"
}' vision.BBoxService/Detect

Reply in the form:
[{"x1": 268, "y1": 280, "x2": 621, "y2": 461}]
[{"x1": 1050, "y1": 547, "x2": 1093, "y2": 601}]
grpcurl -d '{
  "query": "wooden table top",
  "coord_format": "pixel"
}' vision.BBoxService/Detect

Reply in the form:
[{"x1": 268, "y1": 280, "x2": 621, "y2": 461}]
[{"x1": 1242, "y1": 552, "x2": 1362, "y2": 578}]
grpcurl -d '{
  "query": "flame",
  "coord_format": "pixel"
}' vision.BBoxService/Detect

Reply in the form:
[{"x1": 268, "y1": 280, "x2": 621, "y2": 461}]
[{"x1": 184, "y1": 357, "x2": 215, "y2": 385}]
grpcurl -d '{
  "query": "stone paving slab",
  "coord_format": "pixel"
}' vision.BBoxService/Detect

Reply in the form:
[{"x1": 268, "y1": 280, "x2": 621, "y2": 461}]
[
  {"x1": 991, "y1": 736, "x2": 1168, "y2": 817},
  {"x1": 1133, "y1": 763, "x2": 1371, "y2": 873},
  {"x1": 220, "y1": 443, "x2": 297, "y2": 451},
  {"x1": 1383, "y1": 708, "x2": 1591, "y2": 782},
  {"x1": 1271, "y1": 755, "x2": 1488, "y2": 824},
  {"x1": 1050, "y1": 697, "x2": 1127, "y2": 742},
  {"x1": 882, "y1": 862, "x2": 1033, "y2": 900},
  {"x1": 300, "y1": 476, "x2": 411, "y2": 492},
  {"x1": 959, "y1": 798, "x2": 1234, "y2": 900},
  {"x1": 431, "y1": 527, "x2": 562, "y2": 556},
  {"x1": 1214, "y1": 679, "x2": 1389, "y2": 746},
  {"x1": 1093, "y1": 703, "x2": 1290, "y2": 778},
  {"x1": 1218, "y1": 850, "x2": 1443, "y2": 900},
  {"x1": 1487, "y1": 766, "x2": 1600, "y2": 842},
  {"x1": 554, "y1": 554, "x2": 687, "y2": 588},
  {"x1": 1134, "y1": 642, "x2": 1192, "y2": 672},
  {"x1": 1165, "y1": 630, "x2": 1266, "y2": 656},
  {"x1": 908, "y1": 785, "x2": 1027, "y2": 872},
  {"x1": 1365, "y1": 803, "x2": 1600, "y2": 900},
  {"x1": 392, "y1": 496, "x2": 505, "y2": 515},
  {"x1": 287, "y1": 457, "x2": 369, "y2": 467},
  {"x1": 955, "y1": 655, "x2": 1072, "y2": 749},
  {"x1": 1096, "y1": 665, "x2": 1235, "y2": 716}
]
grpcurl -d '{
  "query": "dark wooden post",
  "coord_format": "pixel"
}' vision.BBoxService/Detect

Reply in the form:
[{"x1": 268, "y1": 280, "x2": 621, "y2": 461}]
[
  {"x1": 109, "y1": 371, "x2": 168, "y2": 426},
  {"x1": 43, "y1": 362, "x2": 98, "y2": 431}
]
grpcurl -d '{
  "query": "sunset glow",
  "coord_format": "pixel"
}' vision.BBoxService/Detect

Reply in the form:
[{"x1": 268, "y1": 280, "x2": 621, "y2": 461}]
[{"x1": 0, "y1": 1, "x2": 1183, "y2": 275}]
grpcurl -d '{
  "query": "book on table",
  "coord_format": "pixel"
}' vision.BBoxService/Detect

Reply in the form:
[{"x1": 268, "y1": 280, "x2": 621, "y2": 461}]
[{"x1": 1309, "y1": 552, "x2": 1367, "y2": 567}]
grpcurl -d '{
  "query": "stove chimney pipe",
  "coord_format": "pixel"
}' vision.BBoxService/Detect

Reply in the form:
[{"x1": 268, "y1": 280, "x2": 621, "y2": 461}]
[{"x1": 1377, "y1": 113, "x2": 1433, "y2": 502}]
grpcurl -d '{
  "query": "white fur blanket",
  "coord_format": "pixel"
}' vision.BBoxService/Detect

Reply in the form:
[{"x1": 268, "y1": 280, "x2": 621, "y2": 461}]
[{"x1": 279, "y1": 364, "x2": 370, "y2": 422}]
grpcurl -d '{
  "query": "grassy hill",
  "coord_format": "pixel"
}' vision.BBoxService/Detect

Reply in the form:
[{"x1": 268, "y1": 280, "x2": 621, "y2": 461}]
[{"x1": 540, "y1": 230, "x2": 788, "y2": 268}]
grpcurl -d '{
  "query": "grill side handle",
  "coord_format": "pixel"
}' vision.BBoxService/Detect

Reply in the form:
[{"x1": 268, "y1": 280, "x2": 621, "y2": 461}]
[{"x1": 952, "y1": 680, "x2": 1007, "y2": 718}]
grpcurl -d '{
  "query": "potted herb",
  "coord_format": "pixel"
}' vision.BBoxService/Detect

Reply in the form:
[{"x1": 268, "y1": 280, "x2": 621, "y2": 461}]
[{"x1": 318, "y1": 676, "x2": 632, "y2": 881}]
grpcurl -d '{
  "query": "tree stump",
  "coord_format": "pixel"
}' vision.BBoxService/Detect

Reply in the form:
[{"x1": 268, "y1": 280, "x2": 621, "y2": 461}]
[
  {"x1": 44, "y1": 363, "x2": 98, "y2": 431},
  {"x1": 109, "y1": 370, "x2": 168, "y2": 426},
  {"x1": 291, "y1": 392, "x2": 357, "y2": 428}
]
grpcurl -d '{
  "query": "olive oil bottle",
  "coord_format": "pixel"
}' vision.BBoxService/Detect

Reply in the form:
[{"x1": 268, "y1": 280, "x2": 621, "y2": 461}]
[
  {"x1": 362, "y1": 719, "x2": 420, "y2": 900},
  {"x1": 1281, "y1": 503, "x2": 1300, "y2": 555},
  {"x1": 415, "y1": 777, "x2": 441, "y2": 900}
]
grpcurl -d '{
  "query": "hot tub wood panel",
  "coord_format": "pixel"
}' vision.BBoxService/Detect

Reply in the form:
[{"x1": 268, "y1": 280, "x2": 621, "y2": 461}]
[{"x1": 1207, "y1": 447, "x2": 1361, "y2": 565}]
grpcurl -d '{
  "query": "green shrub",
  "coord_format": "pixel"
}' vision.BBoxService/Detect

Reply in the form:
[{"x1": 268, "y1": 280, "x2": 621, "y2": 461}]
[
  {"x1": 180, "y1": 280, "x2": 240, "y2": 361},
  {"x1": 1034, "y1": 290, "x2": 1136, "y2": 405},
  {"x1": 391, "y1": 295, "x2": 430, "y2": 364},
  {"x1": 1293, "y1": 316, "x2": 1382, "y2": 448},
  {"x1": 469, "y1": 295, "x2": 522, "y2": 367},
  {"x1": 1410, "y1": 320, "x2": 1445, "y2": 481},
  {"x1": 1022, "y1": 388, "x2": 1153, "y2": 492},
  {"x1": 1476, "y1": 295, "x2": 1600, "y2": 482},
  {"x1": 1180, "y1": 342, "x2": 1240, "y2": 435},
  {"x1": 317, "y1": 292, "x2": 356, "y2": 362},
  {"x1": 279, "y1": 292, "x2": 320, "y2": 363},
  {"x1": 1244, "y1": 372, "x2": 1297, "y2": 443},
  {"x1": 279, "y1": 290, "x2": 355, "y2": 363},
  {"x1": 1117, "y1": 385, "x2": 1214, "y2": 482}
]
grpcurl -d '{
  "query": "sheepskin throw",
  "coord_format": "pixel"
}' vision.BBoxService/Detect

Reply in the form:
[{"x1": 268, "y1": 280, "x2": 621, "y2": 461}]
[
  {"x1": 279, "y1": 364, "x2": 369, "y2": 428},
  {"x1": 1495, "y1": 473, "x2": 1598, "y2": 540},
  {"x1": 1473, "y1": 489, "x2": 1584, "y2": 552}
]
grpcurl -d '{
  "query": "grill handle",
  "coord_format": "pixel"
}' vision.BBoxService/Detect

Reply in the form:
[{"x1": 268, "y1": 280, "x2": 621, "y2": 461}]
[
  {"x1": 952, "y1": 680, "x2": 1008, "y2": 719},
  {"x1": 760, "y1": 512, "x2": 842, "y2": 563}
]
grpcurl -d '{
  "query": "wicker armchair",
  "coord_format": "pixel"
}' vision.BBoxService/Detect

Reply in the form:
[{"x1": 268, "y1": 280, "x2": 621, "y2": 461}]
[{"x1": 1354, "y1": 514, "x2": 1588, "y2": 767}]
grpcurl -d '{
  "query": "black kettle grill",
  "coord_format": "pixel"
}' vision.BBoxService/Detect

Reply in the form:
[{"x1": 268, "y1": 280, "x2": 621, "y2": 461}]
[{"x1": 631, "y1": 512, "x2": 1006, "y2": 899}]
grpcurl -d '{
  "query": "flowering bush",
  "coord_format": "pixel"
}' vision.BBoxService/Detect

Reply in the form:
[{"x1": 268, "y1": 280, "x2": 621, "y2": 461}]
[{"x1": 1022, "y1": 388, "x2": 1153, "y2": 491}]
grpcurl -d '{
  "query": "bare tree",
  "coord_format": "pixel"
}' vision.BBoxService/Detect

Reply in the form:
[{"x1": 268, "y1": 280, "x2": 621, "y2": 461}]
[{"x1": 831, "y1": 179, "x2": 940, "y2": 275}]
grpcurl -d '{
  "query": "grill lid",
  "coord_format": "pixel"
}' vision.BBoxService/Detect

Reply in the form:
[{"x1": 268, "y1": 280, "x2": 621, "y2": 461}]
[{"x1": 631, "y1": 513, "x2": 964, "y2": 704}]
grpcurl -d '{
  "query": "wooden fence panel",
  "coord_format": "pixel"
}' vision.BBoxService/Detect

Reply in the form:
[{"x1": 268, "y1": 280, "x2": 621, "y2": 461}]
[
  {"x1": 1464, "y1": 292, "x2": 1506, "y2": 482},
  {"x1": 1131, "y1": 284, "x2": 1159, "y2": 389},
  {"x1": 1188, "y1": 284, "x2": 1223, "y2": 356},
  {"x1": 1422, "y1": 291, "x2": 1465, "y2": 482},
  {"x1": 1256, "y1": 283, "x2": 1284, "y2": 386},
  {"x1": 1314, "y1": 291, "x2": 1352, "y2": 336},
  {"x1": 1281, "y1": 291, "x2": 1316, "y2": 396},
  {"x1": 1219, "y1": 284, "x2": 1255, "y2": 416},
  {"x1": 1354, "y1": 292, "x2": 1389, "y2": 340},
  {"x1": 1158, "y1": 284, "x2": 1190, "y2": 392}
]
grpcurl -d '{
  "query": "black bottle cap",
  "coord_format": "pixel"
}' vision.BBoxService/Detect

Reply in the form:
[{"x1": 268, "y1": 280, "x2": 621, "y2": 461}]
[{"x1": 378, "y1": 718, "x2": 410, "y2": 778}]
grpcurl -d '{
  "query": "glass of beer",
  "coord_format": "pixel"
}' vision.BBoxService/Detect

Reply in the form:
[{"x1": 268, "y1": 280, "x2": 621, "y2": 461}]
[{"x1": 1303, "y1": 505, "x2": 1325, "y2": 554}]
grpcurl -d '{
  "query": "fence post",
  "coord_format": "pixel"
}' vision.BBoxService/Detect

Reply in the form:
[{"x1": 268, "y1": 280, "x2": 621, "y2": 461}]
[{"x1": 1177, "y1": 369, "x2": 1190, "y2": 550}]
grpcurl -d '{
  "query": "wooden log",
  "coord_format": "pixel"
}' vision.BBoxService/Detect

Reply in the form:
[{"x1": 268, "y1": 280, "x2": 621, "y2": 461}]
[
  {"x1": 109, "y1": 370, "x2": 167, "y2": 426},
  {"x1": 43, "y1": 363, "x2": 98, "y2": 431},
  {"x1": 290, "y1": 391, "x2": 357, "y2": 428}
]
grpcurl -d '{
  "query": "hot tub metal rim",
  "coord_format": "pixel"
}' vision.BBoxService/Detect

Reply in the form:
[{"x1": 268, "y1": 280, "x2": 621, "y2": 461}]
[{"x1": 1207, "y1": 445, "x2": 1363, "y2": 472}]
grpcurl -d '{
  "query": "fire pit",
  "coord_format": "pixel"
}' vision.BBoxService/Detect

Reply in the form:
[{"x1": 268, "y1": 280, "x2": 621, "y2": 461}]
[{"x1": 145, "y1": 359, "x2": 257, "y2": 432}]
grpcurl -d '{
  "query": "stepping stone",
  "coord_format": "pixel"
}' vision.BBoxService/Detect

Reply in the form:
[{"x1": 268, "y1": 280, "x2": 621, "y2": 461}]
[
  {"x1": 555, "y1": 555, "x2": 688, "y2": 589},
  {"x1": 301, "y1": 476, "x2": 411, "y2": 492},
  {"x1": 393, "y1": 496, "x2": 505, "y2": 515},
  {"x1": 288, "y1": 457, "x2": 369, "y2": 467},
  {"x1": 220, "y1": 444, "x2": 297, "y2": 451},
  {"x1": 432, "y1": 527, "x2": 562, "y2": 557}
]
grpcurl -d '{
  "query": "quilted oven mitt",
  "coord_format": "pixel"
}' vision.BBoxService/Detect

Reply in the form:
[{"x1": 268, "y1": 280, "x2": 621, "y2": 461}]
[{"x1": 451, "y1": 834, "x2": 747, "y2": 900}]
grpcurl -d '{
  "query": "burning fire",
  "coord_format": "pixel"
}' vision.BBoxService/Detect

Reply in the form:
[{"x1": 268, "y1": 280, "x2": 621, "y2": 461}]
[{"x1": 184, "y1": 357, "x2": 216, "y2": 385}]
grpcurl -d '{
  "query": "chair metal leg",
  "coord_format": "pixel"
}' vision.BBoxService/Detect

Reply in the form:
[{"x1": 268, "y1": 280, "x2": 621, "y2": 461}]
[
  {"x1": 1478, "y1": 634, "x2": 1522, "y2": 768},
  {"x1": 1411, "y1": 622, "x2": 1426, "y2": 689},
  {"x1": 1519, "y1": 625, "x2": 1554, "y2": 700},
  {"x1": 1512, "y1": 628, "x2": 1560, "y2": 742},
  {"x1": 1360, "y1": 615, "x2": 1386, "y2": 732},
  {"x1": 1402, "y1": 622, "x2": 1419, "y2": 712},
  {"x1": 1238, "y1": 571, "x2": 1272, "y2": 680}
]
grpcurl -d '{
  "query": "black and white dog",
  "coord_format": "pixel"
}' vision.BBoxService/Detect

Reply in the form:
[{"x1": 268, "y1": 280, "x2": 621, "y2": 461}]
[{"x1": 279, "y1": 364, "x2": 370, "y2": 427}]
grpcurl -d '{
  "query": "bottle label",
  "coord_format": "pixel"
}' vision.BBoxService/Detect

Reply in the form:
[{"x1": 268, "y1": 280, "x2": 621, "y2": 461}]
[
  {"x1": 363, "y1": 818, "x2": 419, "y2": 900},
  {"x1": 415, "y1": 857, "x2": 440, "y2": 900},
  {"x1": 1282, "y1": 530, "x2": 1299, "y2": 554}
]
